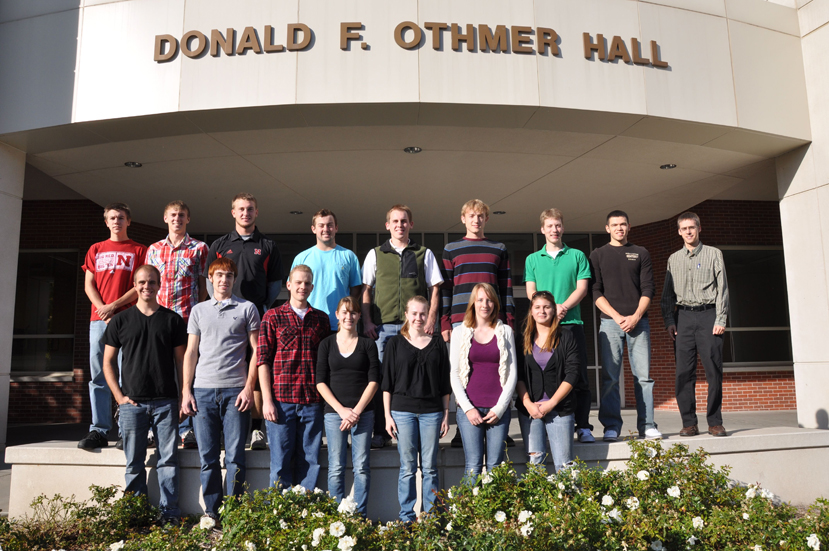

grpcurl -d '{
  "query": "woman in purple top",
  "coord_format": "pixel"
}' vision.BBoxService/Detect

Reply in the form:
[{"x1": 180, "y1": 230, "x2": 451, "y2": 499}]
[
  {"x1": 516, "y1": 290, "x2": 581, "y2": 473},
  {"x1": 449, "y1": 283, "x2": 517, "y2": 478}
]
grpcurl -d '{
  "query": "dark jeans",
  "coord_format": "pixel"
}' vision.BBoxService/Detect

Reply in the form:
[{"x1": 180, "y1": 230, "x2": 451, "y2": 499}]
[
  {"x1": 674, "y1": 308, "x2": 724, "y2": 428},
  {"x1": 566, "y1": 324, "x2": 593, "y2": 431}
]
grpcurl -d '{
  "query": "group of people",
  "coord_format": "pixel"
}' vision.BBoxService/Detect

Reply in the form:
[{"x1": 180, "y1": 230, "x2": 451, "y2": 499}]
[{"x1": 75, "y1": 193, "x2": 729, "y2": 524}]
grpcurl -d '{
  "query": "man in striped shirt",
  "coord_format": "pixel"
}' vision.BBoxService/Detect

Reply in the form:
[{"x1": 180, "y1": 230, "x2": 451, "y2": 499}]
[
  {"x1": 441, "y1": 199, "x2": 515, "y2": 447},
  {"x1": 660, "y1": 211, "x2": 730, "y2": 437}
]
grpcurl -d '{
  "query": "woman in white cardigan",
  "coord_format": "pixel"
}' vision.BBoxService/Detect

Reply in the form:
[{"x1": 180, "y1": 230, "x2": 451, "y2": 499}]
[{"x1": 449, "y1": 283, "x2": 518, "y2": 478}]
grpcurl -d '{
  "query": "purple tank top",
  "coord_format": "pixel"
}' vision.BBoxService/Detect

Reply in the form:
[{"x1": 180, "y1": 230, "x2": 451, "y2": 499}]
[{"x1": 465, "y1": 337, "x2": 502, "y2": 408}]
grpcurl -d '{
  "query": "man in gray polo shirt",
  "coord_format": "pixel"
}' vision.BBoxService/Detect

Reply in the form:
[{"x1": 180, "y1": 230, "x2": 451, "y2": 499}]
[{"x1": 181, "y1": 258, "x2": 261, "y2": 524}]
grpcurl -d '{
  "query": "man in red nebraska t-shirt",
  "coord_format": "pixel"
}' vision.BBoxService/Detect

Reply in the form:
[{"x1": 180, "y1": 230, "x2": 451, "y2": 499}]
[{"x1": 78, "y1": 202, "x2": 148, "y2": 450}]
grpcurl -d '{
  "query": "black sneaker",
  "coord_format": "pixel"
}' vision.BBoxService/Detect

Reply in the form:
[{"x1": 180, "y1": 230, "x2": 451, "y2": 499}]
[
  {"x1": 115, "y1": 438, "x2": 124, "y2": 450},
  {"x1": 450, "y1": 428, "x2": 463, "y2": 448},
  {"x1": 505, "y1": 435, "x2": 516, "y2": 448},
  {"x1": 181, "y1": 430, "x2": 197, "y2": 449},
  {"x1": 78, "y1": 430, "x2": 108, "y2": 449}
]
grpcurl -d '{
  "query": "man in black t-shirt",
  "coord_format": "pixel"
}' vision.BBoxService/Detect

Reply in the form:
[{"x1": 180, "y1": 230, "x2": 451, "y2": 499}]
[
  {"x1": 590, "y1": 210, "x2": 661, "y2": 442},
  {"x1": 103, "y1": 264, "x2": 187, "y2": 524}
]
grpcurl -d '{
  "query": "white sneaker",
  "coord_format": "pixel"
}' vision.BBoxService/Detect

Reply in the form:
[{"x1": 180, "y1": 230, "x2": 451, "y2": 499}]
[
  {"x1": 250, "y1": 429, "x2": 266, "y2": 450},
  {"x1": 147, "y1": 429, "x2": 156, "y2": 448},
  {"x1": 577, "y1": 428, "x2": 595, "y2": 443},
  {"x1": 644, "y1": 428, "x2": 663, "y2": 440},
  {"x1": 603, "y1": 429, "x2": 619, "y2": 442}
]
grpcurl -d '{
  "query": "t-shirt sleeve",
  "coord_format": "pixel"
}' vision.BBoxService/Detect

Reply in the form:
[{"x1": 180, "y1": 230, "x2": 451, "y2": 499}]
[
  {"x1": 187, "y1": 308, "x2": 201, "y2": 336},
  {"x1": 362, "y1": 249, "x2": 377, "y2": 287},
  {"x1": 575, "y1": 250, "x2": 592, "y2": 281},
  {"x1": 639, "y1": 249, "x2": 655, "y2": 299},
  {"x1": 381, "y1": 338, "x2": 396, "y2": 393},
  {"x1": 524, "y1": 254, "x2": 536, "y2": 283},
  {"x1": 424, "y1": 249, "x2": 444, "y2": 288},
  {"x1": 348, "y1": 251, "x2": 362, "y2": 288},
  {"x1": 247, "y1": 303, "x2": 261, "y2": 332},
  {"x1": 267, "y1": 244, "x2": 283, "y2": 284},
  {"x1": 316, "y1": 337, "x2": 332, "y2": 387},
  {"x1": 172, "y1": 314, "x2": 188, "y2": 348},
  {"x1": 82, "y1": 244, "x2": 97, "y2": 273},
  {"x1": 366, "y1": 338, "x2": 381, "y2": 383},
  {"x1": 136, "y1": 244, "x2": 148, "y2": 268},
  {"x1": 590, "y1": 249, "x2": 604, "y2": 301},
  {"x1": 102, "y1": 316, "x2": 122, "y2": 348}
]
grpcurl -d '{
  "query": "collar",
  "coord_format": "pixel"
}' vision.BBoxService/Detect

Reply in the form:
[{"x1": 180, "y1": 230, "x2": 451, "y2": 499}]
[
  {"x1": 539, "y1": 243, "x2": 570, "y2": 258},
  {"x1": 165, "y1": 233, "x2": 191, "y2": 248},
  {"x1": 212, "y1": 295, "x2": 239, "y2": 309},
  {"x1": 683, "y1": 242, "x2": 704, "y2": 257},
  {"x1": 380, "y1": 239, "x2": 418, "y2": 254},
  {"x1": 230, "y1": 228, "x2": 262, "y2": 242}
]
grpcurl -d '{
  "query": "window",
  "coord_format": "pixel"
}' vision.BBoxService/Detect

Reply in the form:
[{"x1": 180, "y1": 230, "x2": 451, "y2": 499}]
[
  {"x1": 12, "y1": 250, "x2": 78, "y2": 372},
  {"x1": 721, "y1": 247, "x2": 792, "y2": 365}
]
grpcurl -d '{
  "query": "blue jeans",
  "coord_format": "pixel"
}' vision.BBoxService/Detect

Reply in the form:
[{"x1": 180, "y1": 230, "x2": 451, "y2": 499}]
[
  {"x1": 391, "y1": 410, "x2": 442, "y2": 522},
  {"x1": 324, "y1": 411, "x2": 373, "y2": 516},
  {"x1": 455, "y1": 407, "x2": 510, "y2": 477},
  {"x1": 518, "y1": 409, "x2": 574, "y2": 473},
  {"x1": 265, "y1": 402, "x2": 323, "y2": 490},
  {"x1": 88, "y1": 320, "x2": 122, "y2": 435},
  {"x1": 118, "y1": 398, "x2": 180, "y2": 518},
  {"x1": 598, "y1": 317, "x2": 656, "y2": 436},
  {"x1": 192, "y1": 387, "x2": 250, "y2": 517}
]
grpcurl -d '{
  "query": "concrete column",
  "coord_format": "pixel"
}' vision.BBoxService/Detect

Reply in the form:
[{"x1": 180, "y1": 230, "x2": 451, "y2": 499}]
[
  {"x1": 776, "y1": 5, "x2": 829, "y2": 429},
  {"x1": 0, "y1": 143, "x2": 25, "y2": 451}
]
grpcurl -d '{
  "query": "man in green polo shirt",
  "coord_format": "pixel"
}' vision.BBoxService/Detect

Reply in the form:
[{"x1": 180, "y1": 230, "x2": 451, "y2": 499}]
[{"x1": 525, "y1": 208, "x2": 595, "y2": 443}]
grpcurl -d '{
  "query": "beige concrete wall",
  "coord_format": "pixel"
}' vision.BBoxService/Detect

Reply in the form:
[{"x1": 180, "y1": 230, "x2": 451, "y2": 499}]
[
  {"x1": 0, "y1": 0, "x2": 811, "y2": 142},
  {"x1": 776, "y1": 0, "x2": 829, "y2": 430},
  {"x1": 0, "y1": 144, "x2": 24, "y2": 450}
]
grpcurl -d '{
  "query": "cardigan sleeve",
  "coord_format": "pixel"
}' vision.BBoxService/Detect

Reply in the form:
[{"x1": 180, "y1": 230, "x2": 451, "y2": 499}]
[
  {"x1": 561, "y1": 330, "x2": 580, "y2": 389},
  {"x1": 492, "y1": 326, "x2": 518, "y2": 420},
  {"x1": 449, "y1": 326, "x2": 474, "y2": 414}
]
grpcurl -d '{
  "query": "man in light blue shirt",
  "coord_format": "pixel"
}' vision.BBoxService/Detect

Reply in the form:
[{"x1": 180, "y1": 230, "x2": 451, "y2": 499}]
[{"x1": 291, "y1": 209, "x2": 362, "y2": 330}]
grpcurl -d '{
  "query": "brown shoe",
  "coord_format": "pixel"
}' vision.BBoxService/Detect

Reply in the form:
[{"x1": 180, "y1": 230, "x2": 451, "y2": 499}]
[
  {"x1": 679, "y1": 425, "x2": 699, "y2": 437},
  {"x1": 708, "y1": 425, "x2": 727, "y2": 437}
]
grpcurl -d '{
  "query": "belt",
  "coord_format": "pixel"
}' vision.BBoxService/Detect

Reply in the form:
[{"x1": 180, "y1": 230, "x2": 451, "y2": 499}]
[{"x1": 677, "y1": 304, "x2": 715, "y2": 312}]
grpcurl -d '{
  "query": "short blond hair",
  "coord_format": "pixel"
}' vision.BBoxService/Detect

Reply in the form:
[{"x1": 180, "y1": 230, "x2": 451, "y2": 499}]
[
  {"x1": 461, "y1": 199, "x2": 489, "y2": 218},
  {"x1": 540, "y1": 208, "x2": 564, "y2": 225},
  {"x1": 164, "y1": 200, "x2": 190, "y2": 217},
  {"x1": 289, "y1": 264, "x2": 313, "y2": 282},
  {"x1": 232, "y1": 192, "x2": 257, "y2": 209},
  {"x1": 386, "y1": 204, "x2": 413, "y2": 224}
]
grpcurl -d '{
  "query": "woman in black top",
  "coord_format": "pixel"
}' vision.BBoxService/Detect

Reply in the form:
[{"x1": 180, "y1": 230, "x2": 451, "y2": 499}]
[
  {"x1": 382, "y1": 296, "x2": 451, "y2": 523},
  {"x1": 516, "y1": 290, "x2": 580, "y2": 473},
  {"x1": 316, "y1": 296, "x2": 380, "y2": 516}
]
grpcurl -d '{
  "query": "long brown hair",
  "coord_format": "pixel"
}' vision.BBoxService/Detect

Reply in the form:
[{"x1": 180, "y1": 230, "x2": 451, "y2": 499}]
[
  {"x1": 400, "y1": 295, "x2": 430, "y2": 339},
  {"x1": 462, "y1": 283, "x2": 500, "y2": 328},
  {"x1": 522, "y1": 291, "x2": 560, "y2": 355}
]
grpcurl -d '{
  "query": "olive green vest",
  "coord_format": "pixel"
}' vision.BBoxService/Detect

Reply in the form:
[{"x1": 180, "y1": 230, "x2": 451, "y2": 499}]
[{"x1": 372, "y1": 240, "x2": 429, "y2": 324}]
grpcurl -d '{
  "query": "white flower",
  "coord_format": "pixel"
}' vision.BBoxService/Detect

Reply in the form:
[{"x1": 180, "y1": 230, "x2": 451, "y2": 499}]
[
  {"x1": 602, "y1": 495, "x2": 614, "y2": 507},
  {"x1": 481, "y1": 472, "x2": 493, "y2": 484},
  {"x1": 447, "y1": 489, "x2": 453, "y2": 499},
  {"x1": 314, "y1": 487, "x2": 323, "y2": 494},
  {"x1": 547, "y1": 474, "x2": 556, "y2": 483},
  {"x1": 303, "y1": 546, "x2": 308, "y2": 551},
  {"x1": 570, "y1": 469, "x2": 579, "y2": 480},
  {"x1": 518, "y1": 510, "x2": 533, "y2": 523},
  {"x1": 520, "y1": 522, "x2": 534, "y2": 537},
  {"x1": 312, "y1": 527, "x2": 325, "y2": 546},
  {"x1": 760, "y1": 488, "x2": 774, "y2": 500},
  {"x1": 607, "y1": 508, "x2": 623, "y2": 523},
  {"x1": 753, "y1": 545, "x2": 763, "y2": 551},
  {"x1": 338, "y1": 495, "x2": 358, "y2": 516},
  {"x1": 292, "y1": 485, "x2": 307, "y2": 495},
  {"x1": 473, "y1": 487, "x2": 479, "y2": 496},
  {"x1": 646, "y1": 447, "x2": 658, "y2": 458},
  {"x1": 558, "y1": 482, "x2": 566, "y2": 490},
  {"x1": 779, "y1": 541, "x2": 786, "y2": 547},
  {"x1": 313, "y1": 511, "x2": 324, "y2": 518},
  {"x1": 329, "y1": 521, "x2": 346, "y2": 537},
  {"x1": 558, "y1": 493, "x2": 563, "y2": 499},
  {"x1": 495, "y1": 510, "x2": 506, "y2": 523},
  {"x1": 743, "y1": 513, "x2": 750, "y2": 520},
  {"x1": 445, "y1": 521, "x2": 452, "y2": 532},
  {"x1": 625, "y1": 497, "x2": 640, "y2": 510},
  {"x1": 245, "y1": 543, "x2": 256, "y2": 551},
  {"x1": 283, "y1": 488, "x2": 290, "y2": 495},
  {"x1": 746, "y1": 486, "x2": 757, "y2": 499},
  {"x1": 110, "y1": 542, "x2": 125, "y2": 551},
  {"x1": 637, "y1": 470, "x2": 650, "y2": 481},
  {"x1": 450, "y1": 504, "x2": 458, "y2": 516},
  {"x1": 667, "y1": 485, "x2": 681, "y2": 498},
  {"x1": 651, "y1": 539, "x2": 664, "y2": 551},
  {"x1": 280, "y1": 519, "x2": 289, "y2": 529},
  {"x1": 302, "y1": 508, "x2": 308, "y2": 518},
  {"x1": 378, "y1": 525, "x2": 389, "y2": 534},
  {"x1": 200, "y1": 516, "x2": 216, "y2": 530},
  {"x1": 692, "y1": 516, "x2": 704, "y2": 530},
  {"x1": 807, "y1": 533, "x2": 821, "y2": 550},
  {"x1": 687, "y1": 535, "x2": 699, "y2": 546},
  {"x1": 337, "y1": 536, "x2": 356, "y2": 551}
]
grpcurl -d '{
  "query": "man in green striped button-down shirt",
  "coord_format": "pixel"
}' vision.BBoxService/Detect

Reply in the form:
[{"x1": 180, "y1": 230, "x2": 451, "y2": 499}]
[{"x1": 660, "y1": 211, "x2": 730, "y2": 438}]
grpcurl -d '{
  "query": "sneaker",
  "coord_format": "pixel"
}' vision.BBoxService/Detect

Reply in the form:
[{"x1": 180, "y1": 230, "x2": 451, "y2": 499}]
[
  {"x1": 577, "y1": 428, "x2": 595, "y2": 443},
  {"x1": 603, "y1": 429, "x2": 619, "y2": 442},
  {"x1": 505, "y1": 435, "x2": 516, "y2": 448},
  {"x1": 250, "y1": 429, "x2": 266, "y2": 450},
  {"x1": 147, "y1": 429, "x2": 156, "y2": 448},
  {"x1": 371, "y1": 434, "x2": 388, "y2": 449},
  {"x1": 450, "y1": 428, "x2": 463, "y2": 448},
  {"x1": 115, "y1": 438, "x2": 124, "y2": 450},
  {"x1": 78, "y1": 430, "x2": 108, "y2": 450},
  {"x1": 181, "y1": 430, "x2": 197, "y2": 449},
  {"x1": 643, "y1": 428, "x2": 663, "y2": 440}
]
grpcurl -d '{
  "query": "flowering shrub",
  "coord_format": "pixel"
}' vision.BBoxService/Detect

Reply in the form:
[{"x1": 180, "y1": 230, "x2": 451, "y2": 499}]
[{"x1": 1, "y1": 440, "x2": 827, "y2": 550}]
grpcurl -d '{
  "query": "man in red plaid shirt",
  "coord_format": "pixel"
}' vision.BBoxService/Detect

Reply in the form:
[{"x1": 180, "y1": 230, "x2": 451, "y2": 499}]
[
  {"x1": 258, "y1": 264, "x2": 331, "y2": 490},
  {"x1": 145, "y1": 200, "x2": 208, "y2": 449}
]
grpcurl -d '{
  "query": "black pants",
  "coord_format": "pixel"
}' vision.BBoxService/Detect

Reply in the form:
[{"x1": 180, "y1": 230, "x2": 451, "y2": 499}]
[
  {"x1": 566, "y1": 324, "x2": 594, "y2": 431},
  {"x1": 675, "y1": 308, "x2": 724, "y2": 428}
]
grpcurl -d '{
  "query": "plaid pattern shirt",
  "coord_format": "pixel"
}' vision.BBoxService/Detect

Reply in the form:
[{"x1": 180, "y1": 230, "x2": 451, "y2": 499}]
[
  {"x1": 145, "y1": 234, "x2": 208, "y2": 321},
  {"x1": 258, "y1": 302, "x2": 332, "y2": 404},
  {"x1": 660, "y1": 242, "x2": 730, "y2": 327}
]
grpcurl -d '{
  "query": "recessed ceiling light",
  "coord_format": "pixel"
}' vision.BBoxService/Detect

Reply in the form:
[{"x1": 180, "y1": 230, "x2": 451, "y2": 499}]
[
  {"x1": 124, "y1": 161, "x2": 142, "y2": 168},
  {"x1": 403, "y1": 146, "x2": 422, "y2": 154},
  {"x1": 660, "y1": 163, "x2": 677, "y2": 170},
  {"x1": 493, "y1": 211, "x2": 506, "y2": 215},
  {"x1": 290, "y1": 210, "x2": 303, "y2": 215}
]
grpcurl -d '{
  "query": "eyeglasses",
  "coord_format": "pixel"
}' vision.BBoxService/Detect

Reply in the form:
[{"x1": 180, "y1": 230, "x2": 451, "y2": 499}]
[{"x1": 531, "y1": 290, "x2": 555, "y2": 301}]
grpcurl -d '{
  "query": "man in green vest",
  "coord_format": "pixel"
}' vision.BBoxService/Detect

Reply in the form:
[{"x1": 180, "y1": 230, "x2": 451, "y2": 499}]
[{"x1": 361, "y1": 204, "x2": 444, "y2": 447}]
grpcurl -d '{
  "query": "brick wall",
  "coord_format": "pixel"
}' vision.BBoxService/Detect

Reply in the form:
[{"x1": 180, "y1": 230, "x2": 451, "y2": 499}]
[
  {"x1": 9, "y1": 200, "x2": 166, "y2": 425},
  {"x1": 626, "y1": 199, "x2": 795, "y2": 412}
]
